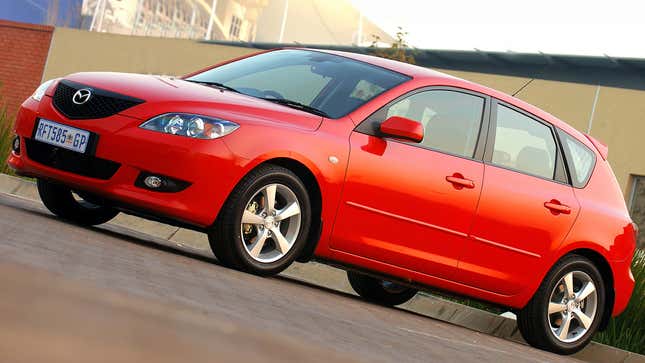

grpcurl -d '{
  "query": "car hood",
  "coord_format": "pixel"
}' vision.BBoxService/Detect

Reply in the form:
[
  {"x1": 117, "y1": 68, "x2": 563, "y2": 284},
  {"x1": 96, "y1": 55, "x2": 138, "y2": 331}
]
[{"x1": 57, "y1": 72, "x2": 323, "y2": 131}]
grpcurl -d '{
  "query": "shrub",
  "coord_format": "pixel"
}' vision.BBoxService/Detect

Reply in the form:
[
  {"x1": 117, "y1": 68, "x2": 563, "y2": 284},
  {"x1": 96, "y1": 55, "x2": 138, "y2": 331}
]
[
  {"x1": 369, "y1": 27, "x2": 416, "y2": 64},
  {"x1": 0, "y1": 101, "x2": 14, "y2": 176},
  {"x1": 594, "y1": 249, "x2": 645, "y2": 354}
]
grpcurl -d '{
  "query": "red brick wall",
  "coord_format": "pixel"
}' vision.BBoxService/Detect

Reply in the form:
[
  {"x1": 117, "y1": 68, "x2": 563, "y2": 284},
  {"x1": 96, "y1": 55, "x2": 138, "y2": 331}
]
[{"x1": 0, "y1": 20, "x2": 54, "y2": 118}]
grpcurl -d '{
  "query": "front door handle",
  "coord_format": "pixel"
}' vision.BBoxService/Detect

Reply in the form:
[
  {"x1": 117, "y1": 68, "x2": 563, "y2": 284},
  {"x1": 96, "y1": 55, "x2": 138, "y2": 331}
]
[
  {"x1": 544, "y1": 200, "x2": 571, "y2": 214},
  {"x1": 446, "y1": 174, "x2": 475, "y2": 189}
]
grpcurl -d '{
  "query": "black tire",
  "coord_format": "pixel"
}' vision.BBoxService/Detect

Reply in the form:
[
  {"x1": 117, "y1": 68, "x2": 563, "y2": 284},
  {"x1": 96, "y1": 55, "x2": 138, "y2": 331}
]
[
  {"x1": 347, "y1": 270, "x2": 418, "y2": 306},
  {"x1": 208, "y1": 164, "x2": 311, "y2": 276},
  {"x1": 37, "y1": 179, "x2": 119, "y2": 226},
  {"x1": 518, "y1": 254, "x2": 605, "y2": 355}
]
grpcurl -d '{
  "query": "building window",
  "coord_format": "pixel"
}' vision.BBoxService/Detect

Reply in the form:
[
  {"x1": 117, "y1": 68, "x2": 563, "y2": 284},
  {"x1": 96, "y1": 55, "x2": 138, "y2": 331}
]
[
  {"x1": 229, "y1": 15, "x2": 242, "y2": 39},
  {"x1": 630, "y1": 176, "x2": 645, "y2": 247}
]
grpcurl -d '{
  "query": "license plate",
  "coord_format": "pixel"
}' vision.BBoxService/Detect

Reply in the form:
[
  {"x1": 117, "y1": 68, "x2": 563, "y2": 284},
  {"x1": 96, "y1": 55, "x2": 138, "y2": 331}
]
[{"x1": 34, "y1": 119, "x2": 91, "y2": 153}]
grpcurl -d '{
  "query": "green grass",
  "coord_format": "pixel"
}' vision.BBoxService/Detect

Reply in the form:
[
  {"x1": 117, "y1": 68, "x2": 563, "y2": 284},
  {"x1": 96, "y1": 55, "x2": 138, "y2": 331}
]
[
  {"x1": 594, "y1": 249, "x2": 645, "y2": 354},
  {"x1": 424, "y1": 290, "x2": 504, "y2": 314}
]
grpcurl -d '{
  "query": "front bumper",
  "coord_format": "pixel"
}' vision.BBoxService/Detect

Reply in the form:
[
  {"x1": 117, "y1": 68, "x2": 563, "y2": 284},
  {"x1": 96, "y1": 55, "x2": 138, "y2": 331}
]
[{"x1": 8, "y1": 96, "x2": 243, "y2": 227}]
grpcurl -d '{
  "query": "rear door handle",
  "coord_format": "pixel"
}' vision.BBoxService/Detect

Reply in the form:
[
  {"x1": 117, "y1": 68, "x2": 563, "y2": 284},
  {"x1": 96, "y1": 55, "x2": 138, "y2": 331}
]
[
  {"x1": 446, "y1": 174, "x2": 475, "y2": 189},
  {"x1": 544, "y1": 201, "x2": 571, "y2": 214}
]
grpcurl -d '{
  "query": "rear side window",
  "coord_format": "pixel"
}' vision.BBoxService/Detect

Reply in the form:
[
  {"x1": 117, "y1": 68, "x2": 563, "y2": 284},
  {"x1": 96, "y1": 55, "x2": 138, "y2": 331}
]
[
  {"x1": 558, "y1": 130, "x2": 596, "y2": 187},
  {"x1": 491, "y1": 104, "x2": 557, "y2": 179}
]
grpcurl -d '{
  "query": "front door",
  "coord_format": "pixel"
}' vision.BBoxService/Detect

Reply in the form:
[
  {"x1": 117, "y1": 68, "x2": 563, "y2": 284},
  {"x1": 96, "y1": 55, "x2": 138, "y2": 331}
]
[{"x1": 331, "y1": 89, "x2": 489, "y2": 279}]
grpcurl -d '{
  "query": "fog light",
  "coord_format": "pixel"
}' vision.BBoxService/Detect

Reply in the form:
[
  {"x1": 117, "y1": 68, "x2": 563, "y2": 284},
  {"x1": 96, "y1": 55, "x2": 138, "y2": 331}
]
[
  {"x1": 144, "y1": 175, "x2": 163, "y2": 189},
  {"x1": 135, "y1": 172, "x2": 191, "y2": 193},
  {"x1": 12, "y1": 136, "x2": 20, "y2": 154}
]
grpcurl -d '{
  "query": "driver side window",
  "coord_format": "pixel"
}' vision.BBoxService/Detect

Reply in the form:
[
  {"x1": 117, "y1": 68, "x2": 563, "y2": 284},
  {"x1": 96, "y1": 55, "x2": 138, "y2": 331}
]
[{"x1": 383, "y1": 90, "x2": 485, "y2": 158}]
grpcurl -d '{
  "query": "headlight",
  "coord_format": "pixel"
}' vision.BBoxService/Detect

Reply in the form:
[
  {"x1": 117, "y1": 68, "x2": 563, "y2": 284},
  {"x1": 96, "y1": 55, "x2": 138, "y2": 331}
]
[
  {"x1": 140, "y1": 113, "x2": 239, "y2": 139},
  {"x1": 32, "y1": 79, "x2": 55, "y2": 102}
]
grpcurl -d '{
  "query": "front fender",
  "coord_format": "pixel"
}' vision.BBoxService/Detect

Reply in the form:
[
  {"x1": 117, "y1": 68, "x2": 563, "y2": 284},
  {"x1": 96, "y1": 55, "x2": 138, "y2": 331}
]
[{"x1": 221, "y1": 118, "x2": 354, "y2": 257}]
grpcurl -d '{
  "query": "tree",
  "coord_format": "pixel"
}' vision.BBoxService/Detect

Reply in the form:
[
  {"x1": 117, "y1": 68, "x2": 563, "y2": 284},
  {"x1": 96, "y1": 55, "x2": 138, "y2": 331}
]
[{"x1": 370, "y1": 27, "x2": 415, "y2": 64}]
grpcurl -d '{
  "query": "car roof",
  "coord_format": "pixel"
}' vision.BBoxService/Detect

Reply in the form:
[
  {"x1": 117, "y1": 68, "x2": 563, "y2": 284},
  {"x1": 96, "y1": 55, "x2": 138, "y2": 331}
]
[
  {"x1": 313, "y1": 48, "x2": 451, "y2": 79},
  {"x1": 309, "y1": 48, "x2": 592, "y2": 146}
]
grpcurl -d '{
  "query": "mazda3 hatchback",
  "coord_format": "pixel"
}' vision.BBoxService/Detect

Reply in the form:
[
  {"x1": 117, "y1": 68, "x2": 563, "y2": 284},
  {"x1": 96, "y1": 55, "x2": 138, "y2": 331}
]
[{"x1": 7, "y1": 48, "x2": 637, "y2": 354}]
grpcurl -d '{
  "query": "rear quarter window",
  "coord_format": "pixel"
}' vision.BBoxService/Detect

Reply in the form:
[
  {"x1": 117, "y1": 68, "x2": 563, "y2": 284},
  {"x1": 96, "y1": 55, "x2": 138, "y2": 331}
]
[{"x1": 558, "y1": 130, "x2": 596, "y2": 188}]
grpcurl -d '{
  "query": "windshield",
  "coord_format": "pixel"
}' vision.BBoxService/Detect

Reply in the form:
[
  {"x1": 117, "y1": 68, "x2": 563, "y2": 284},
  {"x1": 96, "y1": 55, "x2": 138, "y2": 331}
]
[{"x1": 186, "y1": 49, "x2": 411, "y2": 119}]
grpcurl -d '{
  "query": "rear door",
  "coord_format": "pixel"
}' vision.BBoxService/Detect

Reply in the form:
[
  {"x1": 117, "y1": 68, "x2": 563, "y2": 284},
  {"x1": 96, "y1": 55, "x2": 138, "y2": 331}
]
[
  {"x1": 330, "y1": 88, "x2": 490, "y2": 279},
  {"x1": 457, "y1": 101, "x2": 579, "y2": 294}
]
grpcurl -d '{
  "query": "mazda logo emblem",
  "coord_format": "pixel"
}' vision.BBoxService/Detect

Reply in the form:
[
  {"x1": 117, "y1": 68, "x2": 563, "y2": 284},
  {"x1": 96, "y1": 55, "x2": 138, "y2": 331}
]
[{"x1": 72, "y1": 88, "x2": 92, "y2": 105}]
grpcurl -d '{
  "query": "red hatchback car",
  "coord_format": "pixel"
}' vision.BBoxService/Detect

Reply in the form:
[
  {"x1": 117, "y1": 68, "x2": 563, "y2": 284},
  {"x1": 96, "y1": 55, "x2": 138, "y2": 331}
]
[{"x1": 8, "y1": 49, "x2": 637, "y2": 354}]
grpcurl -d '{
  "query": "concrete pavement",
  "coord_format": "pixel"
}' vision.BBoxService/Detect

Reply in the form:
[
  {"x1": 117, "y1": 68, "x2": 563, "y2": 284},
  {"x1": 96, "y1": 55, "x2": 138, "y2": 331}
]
[{"x1": 0, "y1": 193, "x2": 581, "y2": 363}]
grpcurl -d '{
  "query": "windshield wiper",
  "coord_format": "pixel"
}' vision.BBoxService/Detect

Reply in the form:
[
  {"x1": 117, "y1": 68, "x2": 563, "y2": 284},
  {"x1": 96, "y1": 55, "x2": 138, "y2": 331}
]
[
  {"x1": 186, "y1": 81, "x2": 329, "y2": 117},
  {"x1": 261, "y1": 97, "x2": 329, "y2": 118},
  {"x1": 186, "y1": 80, "x2": 240, "y2": 93}
]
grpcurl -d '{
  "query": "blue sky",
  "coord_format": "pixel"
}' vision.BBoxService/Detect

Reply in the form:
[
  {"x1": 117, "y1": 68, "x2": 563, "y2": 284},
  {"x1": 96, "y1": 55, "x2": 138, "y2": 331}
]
[{"x1": 0, "y1": 0, "x2": 83, "y2": 27}]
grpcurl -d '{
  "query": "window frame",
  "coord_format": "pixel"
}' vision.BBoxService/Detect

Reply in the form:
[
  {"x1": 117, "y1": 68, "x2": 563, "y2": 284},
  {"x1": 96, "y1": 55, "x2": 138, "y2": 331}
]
[
  {"x1": 628, "y1": 175, "x2": 645, "y2": 248},
  {"x1": 355, "y1": 86, "x2": 492, "y2": 162},
  {"x1": 483, "y1": 99, "x2": 569, "y2": 184},
  {"x1": 229, "y1": 15, "x2": 242, "y2": 39},
  {"x1": 628, "y1": 175, "x2": 642, "y2": 214}
]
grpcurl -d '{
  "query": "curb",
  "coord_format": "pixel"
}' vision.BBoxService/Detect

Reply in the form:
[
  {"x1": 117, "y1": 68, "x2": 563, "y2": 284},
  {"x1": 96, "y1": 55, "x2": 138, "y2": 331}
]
[{"x1": 0, "y1": 173, "x2": 642, "y2": 363}]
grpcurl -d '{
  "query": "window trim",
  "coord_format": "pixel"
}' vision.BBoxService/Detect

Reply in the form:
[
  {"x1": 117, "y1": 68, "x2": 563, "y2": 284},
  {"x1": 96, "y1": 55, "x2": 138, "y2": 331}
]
[
  {"x1": 629, "y1": 175, "x2": 645, "y2": 248},
  {"x1": 628, "y1": 175, "x2": 644, "y2": 214},
  {"x1": 354, "y1": 86, "x2": 492, "y2": 162},
  {"x1": 484, "y1": 99, "x2": 570, "y2": 185},
  {"x1": 229, "y1": 15, "x2": 242, "y2": 39}
]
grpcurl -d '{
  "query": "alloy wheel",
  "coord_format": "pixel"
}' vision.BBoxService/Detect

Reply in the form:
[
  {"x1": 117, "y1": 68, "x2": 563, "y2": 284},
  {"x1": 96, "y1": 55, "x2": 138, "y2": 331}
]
[
  {"x1": 240, "y1": 183, "x2": 302, "y2": 263},
  {"x1": 547, "y1": 271, "x2": 598, "y2": 343}
]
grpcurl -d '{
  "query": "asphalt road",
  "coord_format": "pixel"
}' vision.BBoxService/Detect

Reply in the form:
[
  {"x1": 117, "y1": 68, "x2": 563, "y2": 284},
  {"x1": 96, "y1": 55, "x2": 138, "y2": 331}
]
[{"x1": 0, "y1": 193, "x2": 581, "y2": 363}]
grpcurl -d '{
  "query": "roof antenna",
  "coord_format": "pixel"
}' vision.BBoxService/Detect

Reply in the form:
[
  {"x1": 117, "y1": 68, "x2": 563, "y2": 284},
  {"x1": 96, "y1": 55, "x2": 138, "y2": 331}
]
[{"x1": 512, "y1": 78, "x2": 534, "y2": 96}]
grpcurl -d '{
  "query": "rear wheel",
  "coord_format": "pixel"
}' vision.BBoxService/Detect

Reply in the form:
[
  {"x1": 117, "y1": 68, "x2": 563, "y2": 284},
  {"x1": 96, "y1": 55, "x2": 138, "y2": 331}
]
[
  {"x1": 209, "y1": 164, "x2": 311, "y2": 276},
  {"x1": 518, "y1": 255, "x2": 605, "y2": 355},
  {"x1": 347, "y1": 270, "x2": 418, "y2": 306},
  {"x1": 37, "y1": 179, "x2": 119, "y2": 226}
]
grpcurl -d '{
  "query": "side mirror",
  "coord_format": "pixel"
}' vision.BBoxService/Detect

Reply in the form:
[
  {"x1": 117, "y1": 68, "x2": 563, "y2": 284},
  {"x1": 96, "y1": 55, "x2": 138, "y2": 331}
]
[{"x1": 379, "y1": 116, "x2": 424, "y2": 143}]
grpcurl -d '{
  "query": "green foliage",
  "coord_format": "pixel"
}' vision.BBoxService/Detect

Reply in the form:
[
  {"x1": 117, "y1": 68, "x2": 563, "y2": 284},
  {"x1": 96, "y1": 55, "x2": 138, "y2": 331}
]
[
  {"x1": 428, "y1": 292, "x2": 503, "y2": 314},
  {"x1": 0, "y1": 93, "x2": 14, "y2": 176},
  {"x1": 594, "y1": 249, "x2": 645, "y2": 354},
  {"x1": 370, "y1": 27, "x2": 415, "y2": 64}
]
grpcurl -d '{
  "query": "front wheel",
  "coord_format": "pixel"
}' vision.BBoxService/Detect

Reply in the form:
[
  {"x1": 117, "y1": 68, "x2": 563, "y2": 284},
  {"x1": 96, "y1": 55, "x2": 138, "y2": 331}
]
[
  {"x1": 347, "y1": 271, "x2": 418, "y2": 306},
  {"x1": 37, "y1": 179, "x2": 119, "y2": 226},
  {"x1": 209, "y1": 164, "x2": 311, "y2": 276},
  {"x1": 517, "y1": 255, "x2": 605, "y2": 355}
]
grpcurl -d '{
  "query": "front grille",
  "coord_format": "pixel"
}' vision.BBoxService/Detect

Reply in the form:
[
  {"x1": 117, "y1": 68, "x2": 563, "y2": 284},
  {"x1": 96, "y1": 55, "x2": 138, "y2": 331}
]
[
  {"x1": 52, "y1": 80, "x2": 144, "y2": 120},
  {"x1": 25, "y1": 139, "x2": 120, "y2": 180}
]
